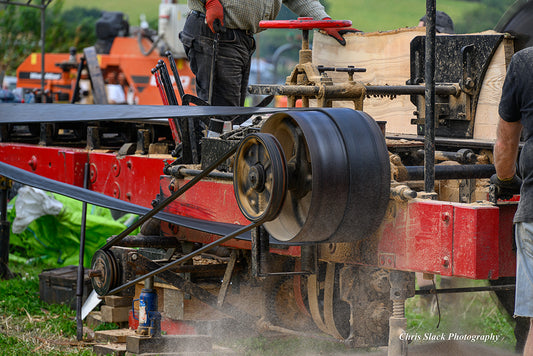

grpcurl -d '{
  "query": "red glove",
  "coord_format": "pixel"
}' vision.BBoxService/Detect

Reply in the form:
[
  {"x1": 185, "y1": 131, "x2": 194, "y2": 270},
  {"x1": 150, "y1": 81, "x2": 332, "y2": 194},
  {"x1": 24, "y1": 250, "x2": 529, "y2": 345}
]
[
  {"x1": 321, "y1": 17, "x2": 360, "y2": 46},
  {"x1": 205, "y1": 0, "x2": 225, "y2": 33}
]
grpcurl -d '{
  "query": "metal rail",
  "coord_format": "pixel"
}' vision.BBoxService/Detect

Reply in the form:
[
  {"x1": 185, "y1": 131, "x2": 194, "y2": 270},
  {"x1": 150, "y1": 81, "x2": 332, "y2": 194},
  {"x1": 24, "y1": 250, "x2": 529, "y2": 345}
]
[{"x1": 415, "y1": 284, "x2": 515, "y2": 295}]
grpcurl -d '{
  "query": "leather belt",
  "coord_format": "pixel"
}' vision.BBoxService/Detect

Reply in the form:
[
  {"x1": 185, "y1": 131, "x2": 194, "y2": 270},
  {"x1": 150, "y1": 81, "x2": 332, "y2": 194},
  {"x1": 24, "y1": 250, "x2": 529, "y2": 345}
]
[{"x1": 0, "y1": 103, "x2": 292, "y2": 124}]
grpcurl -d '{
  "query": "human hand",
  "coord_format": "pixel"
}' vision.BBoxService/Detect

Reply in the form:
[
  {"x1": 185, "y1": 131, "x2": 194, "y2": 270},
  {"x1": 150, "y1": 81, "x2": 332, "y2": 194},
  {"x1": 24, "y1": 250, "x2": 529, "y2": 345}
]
[
  {"x1": 205, "y1": 0, "x2": 225, "y2": 33},
  {"x1": 321, "y1": 17, "x2": 360, "y2": 46},
  {"x1": 489, "y1": 174, "x2": 522, "y2": 201}
]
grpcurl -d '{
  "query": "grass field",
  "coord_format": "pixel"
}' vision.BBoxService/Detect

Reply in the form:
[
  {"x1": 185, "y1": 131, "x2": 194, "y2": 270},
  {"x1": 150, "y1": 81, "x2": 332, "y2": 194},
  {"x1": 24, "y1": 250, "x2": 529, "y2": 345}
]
[
  {"x1": 62, "y1": 0, "x2": 485, "y2": 32},
  {"x1": 327, "y1": 0, "x2": 483, "y2": 32}
]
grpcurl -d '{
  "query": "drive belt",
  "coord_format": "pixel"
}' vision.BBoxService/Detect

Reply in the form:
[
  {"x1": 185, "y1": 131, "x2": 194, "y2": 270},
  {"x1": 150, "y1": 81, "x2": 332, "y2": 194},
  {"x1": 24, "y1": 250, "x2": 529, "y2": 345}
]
[
  {"x1": 0, "y1": 161, "x2": 301, "y2": 245},
  {"x1": 0, "y1": 161, "x2": 250, "y2": 239},
  {"x1": 0, "y1": 103, "x2": 296, "y2": 124}
]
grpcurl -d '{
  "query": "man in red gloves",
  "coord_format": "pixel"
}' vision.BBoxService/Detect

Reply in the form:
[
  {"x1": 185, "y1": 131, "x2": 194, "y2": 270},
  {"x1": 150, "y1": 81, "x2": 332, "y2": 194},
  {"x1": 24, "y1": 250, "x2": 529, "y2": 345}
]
[{"x1": 179, "y1": 0, "x2": 358, "y2": 107}]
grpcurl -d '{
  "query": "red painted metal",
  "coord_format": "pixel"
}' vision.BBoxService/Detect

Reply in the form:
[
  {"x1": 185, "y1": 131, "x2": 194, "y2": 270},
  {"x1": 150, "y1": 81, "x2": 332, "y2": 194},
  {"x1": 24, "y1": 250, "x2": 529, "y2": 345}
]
[
  {"x1": 0, "y1": 143, "x2": 516, "y2": 279},
  {"x1": 377, "y1": 200, "x2": 512, "y2": 279},
  {"x1": 88, "y1": 153, "x2": 173, "y2": 208},
  {"x1": 0, "y1": 143, "x2": 87, "y2": 186},
  {"x1": 0, "y1": 143, "x2": 172, "y2": 209},
  {"x1": 259, "y1": 18, "x2": 352, "y2": 30}
]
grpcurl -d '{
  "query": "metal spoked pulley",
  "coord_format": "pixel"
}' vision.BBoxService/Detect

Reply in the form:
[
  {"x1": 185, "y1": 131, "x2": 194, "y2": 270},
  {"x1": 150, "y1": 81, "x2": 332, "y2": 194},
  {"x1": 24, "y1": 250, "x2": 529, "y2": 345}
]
[
  {"x1": 233, "y1": 133, "x2": 288, "y2": 223},
  {"x1": 259, "y1": 108, "x2": 391, "y2": 243},
  {"x1": 91, "y1": 249, "x2": 120, "y2": 295}
]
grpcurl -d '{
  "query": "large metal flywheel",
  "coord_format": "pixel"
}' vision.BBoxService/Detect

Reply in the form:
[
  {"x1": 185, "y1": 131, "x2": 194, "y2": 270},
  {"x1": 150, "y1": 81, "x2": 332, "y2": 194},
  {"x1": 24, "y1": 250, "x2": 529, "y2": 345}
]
[{"x1": 246, "y1": 108, "x2": 391, "y2": 243}]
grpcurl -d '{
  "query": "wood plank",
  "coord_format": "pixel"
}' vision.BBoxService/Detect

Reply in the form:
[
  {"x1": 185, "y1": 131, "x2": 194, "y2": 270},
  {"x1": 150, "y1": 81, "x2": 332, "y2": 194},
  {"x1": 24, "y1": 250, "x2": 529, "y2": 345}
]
[
  {"x1": 313, "y1": 27, "x2": 424, "y2": 135},
  {"x1": 472, "y1": 37, "x2": 514, "y2": 141},
  {"x1": 312, "y1": 28, "x2": 513, "y2": 141},
  {"x1": 83, "y1": 46, "x2": 108, "y2": 105}
]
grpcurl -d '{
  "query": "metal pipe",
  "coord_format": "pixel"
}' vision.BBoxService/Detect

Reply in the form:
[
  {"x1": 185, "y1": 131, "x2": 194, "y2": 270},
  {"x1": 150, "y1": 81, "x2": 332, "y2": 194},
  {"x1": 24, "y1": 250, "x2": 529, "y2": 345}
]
[
  {"x1": 0, "y1": 177, "x2": 12, "y2": 280},
  {"x1": 116, "y1": 235, "x2": 180, "y2": 248},
  {"x1": 415, "y1": 284, "x2": 515, "y2": 295},
  {"x1": 365, "y1": 85, "x2": 458, "y2": 96},
  {"x1": 249, "y1": 85, "x2": 458, "y2": 98},
  {"x1": 76, "y1": 162, "x2": 89, "y2": 341},
  {"x1": 403, "y1": 164, "x2": 495, "y2": 181},
  {"x1": 158, "y1": 60, "x2": 178, "y2": 105},
  {"x1": 167, "y1": 167, "x2": 233, "y2": 181},
  {"x1": 424, "y1": 0, "x2": 437, "y2": 194},
  {"x1": 165, "y1": 51, "x2": 186, "y2": 101},
  {"x1": 40, "y1": 2, "x2": 46, "y2": 103}
]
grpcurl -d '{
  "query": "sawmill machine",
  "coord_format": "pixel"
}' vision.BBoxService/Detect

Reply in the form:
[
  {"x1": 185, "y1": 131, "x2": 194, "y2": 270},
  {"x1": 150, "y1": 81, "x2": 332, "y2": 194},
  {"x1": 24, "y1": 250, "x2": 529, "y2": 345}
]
[{"x1": 1, "y1": 0, "x2": 533, "y2": 352}]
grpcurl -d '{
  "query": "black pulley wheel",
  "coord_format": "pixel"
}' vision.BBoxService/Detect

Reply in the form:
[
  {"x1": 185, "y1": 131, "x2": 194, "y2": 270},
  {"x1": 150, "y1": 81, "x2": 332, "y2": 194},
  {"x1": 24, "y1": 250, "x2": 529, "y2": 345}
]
[
  {"x1": 261, "y1": 108, "x2": 390, "y2": 243},
  {"x1": 91, "y1": 249, "x2": 119, "y2": 296},
  {"x1": 233, "y1": 133, "x2": 288, "y2": 222}
]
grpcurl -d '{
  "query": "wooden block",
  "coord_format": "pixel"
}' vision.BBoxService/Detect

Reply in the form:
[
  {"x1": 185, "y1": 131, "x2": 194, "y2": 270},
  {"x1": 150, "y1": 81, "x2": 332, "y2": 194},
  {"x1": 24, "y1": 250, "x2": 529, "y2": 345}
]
[
  {"x1": 95, "y1": 328, "x2": 136, "y2": 344},
  {"x1": 126, "y1": 334, "x2": 212, "y2": 354},
  {"x1": 86, "y1": 311, "x2": 103, "y2": 329},
  {"x1": 104, "y1": 295, "x2": 133, "y2": 307},
  {"x1": 93, "y1": 343, "x2": 126, "y2": 356},
  {"x1": 163, "y1": 288, "x2": 184, "y2": 320},
  {"x1": 101, "y1": 305, "x2": 131, "y2": 323}
]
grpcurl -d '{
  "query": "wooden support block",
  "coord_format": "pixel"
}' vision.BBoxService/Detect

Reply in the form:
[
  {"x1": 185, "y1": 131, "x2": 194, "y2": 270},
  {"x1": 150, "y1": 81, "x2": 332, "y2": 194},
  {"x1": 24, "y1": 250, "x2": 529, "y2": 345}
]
[
  {"x1": 101, "y1": 305, "x2": 131, "y2": 323},
  {"x1": 86, "y1": 311, "x2": 103, "y2": 329},
  {"x1": 93, "y1": 343, "x2": 126, "y2": 356},
  {"x1": 126, "y1": 334, "x2": 212, "y2": 354},
  {"x1": 104, "y1": 295, "x2": 133, "y2": 307},
  {"x1": 95, "y1": 328, "x2": 136, "y2": 344},
  {"x1": 163, "y1": 288, "x2": 184, "y2": 320}
]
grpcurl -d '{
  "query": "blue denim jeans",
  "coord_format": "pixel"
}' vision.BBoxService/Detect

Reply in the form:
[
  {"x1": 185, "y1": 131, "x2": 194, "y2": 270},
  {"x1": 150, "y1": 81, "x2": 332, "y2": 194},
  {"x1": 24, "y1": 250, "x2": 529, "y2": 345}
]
[
  {"x1": 179, "y1": 11, "x2": 256, "y2": 106},
  {"x1": 515, "y1": 221, "x2": 533, "y2": 317}
]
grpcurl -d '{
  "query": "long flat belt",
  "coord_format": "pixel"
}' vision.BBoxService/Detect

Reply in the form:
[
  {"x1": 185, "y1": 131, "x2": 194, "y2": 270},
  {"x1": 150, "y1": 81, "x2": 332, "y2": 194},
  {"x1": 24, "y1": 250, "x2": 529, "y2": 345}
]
[
  {"x1": 0, "y1": 161, "x2": 302, "y2": 245},
  {"x1": 0, "y1": 103, "x2": 297, "y2": 124},
  {"x1": 0, "y1": 161, "x2": 249, "y2": 239}
]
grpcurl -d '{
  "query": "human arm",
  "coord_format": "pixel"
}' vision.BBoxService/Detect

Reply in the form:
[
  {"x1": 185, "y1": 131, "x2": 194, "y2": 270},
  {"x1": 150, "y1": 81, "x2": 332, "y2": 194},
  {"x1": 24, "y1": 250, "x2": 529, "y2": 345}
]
[
  {"x1": 494, "y1": 117, "x2": 522, "y2": 179},
  {"x1": 490, "y1": 117, "x2": 522, "y2": 199}
]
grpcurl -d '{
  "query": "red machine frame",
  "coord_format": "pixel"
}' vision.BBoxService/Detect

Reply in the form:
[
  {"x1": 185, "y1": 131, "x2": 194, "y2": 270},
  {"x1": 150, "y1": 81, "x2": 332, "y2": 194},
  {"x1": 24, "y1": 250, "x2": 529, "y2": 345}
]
[{"x1": 0, "y1": 142, "x2": 515, "y2": 280}]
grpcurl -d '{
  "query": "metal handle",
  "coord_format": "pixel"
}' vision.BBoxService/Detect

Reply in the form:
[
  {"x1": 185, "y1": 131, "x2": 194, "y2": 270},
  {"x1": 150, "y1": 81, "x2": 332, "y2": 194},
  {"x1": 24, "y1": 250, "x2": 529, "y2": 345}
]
[{"x1": 259, "y1": 17, "x2": 351, "y2": 30}]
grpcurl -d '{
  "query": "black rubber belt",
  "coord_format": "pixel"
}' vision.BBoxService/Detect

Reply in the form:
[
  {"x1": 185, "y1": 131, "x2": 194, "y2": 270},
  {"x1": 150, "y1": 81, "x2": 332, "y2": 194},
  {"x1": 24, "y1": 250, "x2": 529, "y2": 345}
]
[
  {"x1": 0, "y1": 161, "x2": 249, "y2": 239},
  {"x1": 0, "y1": 103, "x2": 298, "y2": 124}
]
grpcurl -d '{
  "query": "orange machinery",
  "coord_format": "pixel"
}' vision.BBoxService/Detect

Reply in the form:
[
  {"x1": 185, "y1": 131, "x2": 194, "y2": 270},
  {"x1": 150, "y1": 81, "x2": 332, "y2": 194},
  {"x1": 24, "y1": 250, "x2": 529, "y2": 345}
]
[{"x1": 16, "y1": 37, "x2": 195, "y2": 105}]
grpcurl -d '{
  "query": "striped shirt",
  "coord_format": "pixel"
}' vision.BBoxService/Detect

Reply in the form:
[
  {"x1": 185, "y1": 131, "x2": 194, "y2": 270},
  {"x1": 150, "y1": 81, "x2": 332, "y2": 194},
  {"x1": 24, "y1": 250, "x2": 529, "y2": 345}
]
[{"x1": 187, "y1": 0, "x2": 329, "y2": 34}]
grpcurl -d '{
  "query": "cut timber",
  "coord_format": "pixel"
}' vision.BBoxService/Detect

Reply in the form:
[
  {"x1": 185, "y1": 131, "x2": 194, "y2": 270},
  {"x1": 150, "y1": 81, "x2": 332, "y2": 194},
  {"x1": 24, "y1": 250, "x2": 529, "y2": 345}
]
[
  {"x1": 126, "y1": 334, "x2": 212, "y2": 354},
  {"x1": 101, "y1": 305, "x2": 131, "y2": 323},
  {"x1": 472, "y1": 36, "x2": 514, "y2": 141},
  {"x1": 104, "y1": 295, "x2": 133, "y2": 307},
  {"x1": 93, "y1": 343, "x2": 126, "y2": 356},
  {"x1": 95, "y1": 328, "x2": 136, "y2": 343},
  {"x1": 312, "y1": 28, "x2": 514, "y2": 141},
  {"x1": 313, "y1": 27, "x2": 425, "y2": 135}
]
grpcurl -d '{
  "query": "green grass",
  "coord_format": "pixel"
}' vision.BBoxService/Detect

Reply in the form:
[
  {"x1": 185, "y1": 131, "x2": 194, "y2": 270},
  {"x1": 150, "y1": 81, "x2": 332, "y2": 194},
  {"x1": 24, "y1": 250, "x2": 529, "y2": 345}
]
[
  {"x1": 0, "y1": 263, "x2": 95, "y2": 356},
  {"x1": 62, "y1": 0, "x2": 484, "y2": 32},
  {"x1": 62, "y1": 0, "x2": 161, "y2": 27},
  {"x1": 406, "y1": 278, "x2": 516, "y2": 352},
  {"x1": 327, "y1": 0, "x2": 483, "y2": 32}
]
